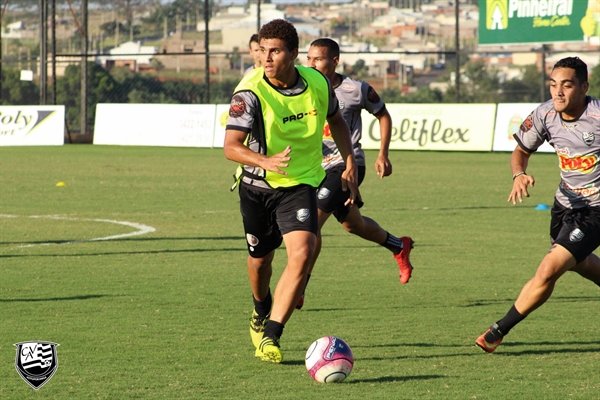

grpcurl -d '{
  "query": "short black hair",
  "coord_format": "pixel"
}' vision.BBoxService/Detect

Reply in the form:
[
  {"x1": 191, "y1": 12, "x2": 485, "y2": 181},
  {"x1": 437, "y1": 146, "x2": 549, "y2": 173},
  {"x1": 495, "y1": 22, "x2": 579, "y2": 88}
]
[
  {"x1": 552, "y1": 57, "x2": 588, "y2": 84},
  {"x1": 249, "y1": 34, "x2": 259, "y2": 47},
  {"x1": 259, "y1": 19, "x2": 298, "y2": 52},
  {"x1": 310, "y1": 38, "x2": 339, "y2": 58}
]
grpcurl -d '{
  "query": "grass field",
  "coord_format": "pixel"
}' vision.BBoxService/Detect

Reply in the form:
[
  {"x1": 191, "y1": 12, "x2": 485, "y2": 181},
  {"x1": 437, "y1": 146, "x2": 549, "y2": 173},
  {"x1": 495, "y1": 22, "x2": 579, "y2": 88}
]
[{"x1": 0, "y1": 145, "x2": 598, "y2": 399}]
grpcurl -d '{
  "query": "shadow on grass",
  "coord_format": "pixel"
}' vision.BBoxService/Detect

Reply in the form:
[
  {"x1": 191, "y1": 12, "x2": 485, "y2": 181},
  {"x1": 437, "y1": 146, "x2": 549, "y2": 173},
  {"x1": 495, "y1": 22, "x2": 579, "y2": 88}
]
[
  {"x1": 0, "y1": 236, "x2": 245, "y2": 246},
  {"x1": 0, "y1": 247, "x2": 247, "y2": 258},
  {"x1": 350, "y1": 341, "x2": 600, "y2": 359},
  {"x1": 0, "y1": 294, "x2": 110, "y2": 302},
  {"x1": 463, "y1": 295, "x2": 600, "y2": 307},
  {"x1": 347, "y1": 374, "x2": 446, "y2": 384},
  {"x1": 492, "y1": 341, "x2": 600, "y2": 356}
]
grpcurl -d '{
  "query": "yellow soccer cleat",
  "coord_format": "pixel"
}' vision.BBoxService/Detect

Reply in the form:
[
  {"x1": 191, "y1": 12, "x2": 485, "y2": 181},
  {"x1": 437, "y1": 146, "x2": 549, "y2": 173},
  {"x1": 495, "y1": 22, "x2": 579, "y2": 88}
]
[
  {"x1": 255, "y1": 337, "x2": 283, "y2": 363},
  {"x1": 249, "y1": 310, "x2": 269, "y2": 348}
]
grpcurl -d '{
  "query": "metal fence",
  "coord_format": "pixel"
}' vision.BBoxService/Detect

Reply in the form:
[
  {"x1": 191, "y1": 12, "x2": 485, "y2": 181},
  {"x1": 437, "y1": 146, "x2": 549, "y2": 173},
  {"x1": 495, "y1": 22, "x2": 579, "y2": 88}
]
[{"x1": 1, "y1": 0, "x2": 598, "y2": 137}]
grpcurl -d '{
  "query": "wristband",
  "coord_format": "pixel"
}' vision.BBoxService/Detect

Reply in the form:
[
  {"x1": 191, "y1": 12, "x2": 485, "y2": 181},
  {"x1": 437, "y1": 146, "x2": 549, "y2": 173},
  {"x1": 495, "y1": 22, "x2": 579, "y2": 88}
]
[{"x1": 512, "y1": 171, "x2": 526, "y2": 180}]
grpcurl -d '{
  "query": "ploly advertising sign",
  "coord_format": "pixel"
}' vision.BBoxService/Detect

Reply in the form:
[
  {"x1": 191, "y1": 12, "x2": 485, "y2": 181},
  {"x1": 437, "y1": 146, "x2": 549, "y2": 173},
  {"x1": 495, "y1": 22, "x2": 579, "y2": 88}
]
[
  {"x1": 93, "y1": 104, "x2": 217, "y2": 147},
  {"x1": 361, "y1": 104, "x2": 497, "y2": 152},
  {"x1": 479, "y1": 0, "x2": 592, "y2": 45},
  {"x1": 0, "y1": 106, "x2": 65, "y2": 146}
]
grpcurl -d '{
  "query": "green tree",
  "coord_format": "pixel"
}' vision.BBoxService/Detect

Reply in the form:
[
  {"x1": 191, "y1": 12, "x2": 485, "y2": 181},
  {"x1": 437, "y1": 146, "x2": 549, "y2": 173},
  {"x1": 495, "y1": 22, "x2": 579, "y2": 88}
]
[
  {"x1": 1, "y1": 69, "x2": 40, "y2": 105},
  {"x1": 588, "y1": 62, "x2": 600, "y2": 100},
  {"x1": 501, "y1": 64, "x2": 543, "y2": 103},
  {"x1": 349, "y1": 59, "x2": 367, "y2": 79},
  {"x1": 56, "y1": 63, "x2": 127, "y2": 132}
]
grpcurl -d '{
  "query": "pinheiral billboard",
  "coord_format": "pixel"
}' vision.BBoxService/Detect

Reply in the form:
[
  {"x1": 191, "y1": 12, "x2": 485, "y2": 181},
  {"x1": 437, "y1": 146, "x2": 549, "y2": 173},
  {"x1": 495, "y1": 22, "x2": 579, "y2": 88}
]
[{"x1": 479, "y1": 0, "x2": 597, "y2": 45}]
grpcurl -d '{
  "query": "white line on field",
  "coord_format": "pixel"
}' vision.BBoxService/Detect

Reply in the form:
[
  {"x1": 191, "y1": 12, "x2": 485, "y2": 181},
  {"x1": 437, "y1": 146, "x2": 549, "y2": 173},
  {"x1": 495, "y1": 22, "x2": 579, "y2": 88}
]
[{"x1": 0, "y1": 214, "x2": 156, "y2": 247}]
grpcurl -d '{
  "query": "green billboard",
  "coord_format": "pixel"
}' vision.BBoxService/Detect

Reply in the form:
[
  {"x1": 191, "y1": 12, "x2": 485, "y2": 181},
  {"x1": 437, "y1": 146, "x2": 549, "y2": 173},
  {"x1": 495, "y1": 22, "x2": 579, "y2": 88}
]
[{"x1": 478, "y1": 0, "x2": 595, "y2": 45}]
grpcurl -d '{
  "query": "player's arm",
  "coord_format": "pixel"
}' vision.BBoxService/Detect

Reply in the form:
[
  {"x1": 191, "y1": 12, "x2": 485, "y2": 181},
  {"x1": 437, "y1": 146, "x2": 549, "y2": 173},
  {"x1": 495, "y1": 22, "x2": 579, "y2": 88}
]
[
  {"x1": 374, "y1": 108, "x2": 392, "y2": 179},
  {"x1": 508, "y1": 145, "x2": 536, "y2": 205},
  {"x1": 327, "y1": 110, "x2": 360, "y2": 205},
  {"x1": 224, "y1": 129, "x2": 291, "y2": 175}
]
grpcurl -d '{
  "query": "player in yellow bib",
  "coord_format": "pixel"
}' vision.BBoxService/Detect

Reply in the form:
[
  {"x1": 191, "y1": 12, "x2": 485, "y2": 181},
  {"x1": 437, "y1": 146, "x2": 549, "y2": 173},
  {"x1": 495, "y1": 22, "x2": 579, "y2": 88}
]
[{"x1": 224, "y1": 19, "x2": 360, "y2": 364}]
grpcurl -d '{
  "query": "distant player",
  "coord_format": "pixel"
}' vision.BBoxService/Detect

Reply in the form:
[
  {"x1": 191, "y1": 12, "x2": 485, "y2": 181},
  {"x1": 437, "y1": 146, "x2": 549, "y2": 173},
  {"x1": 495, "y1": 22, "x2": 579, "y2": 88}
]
[
  {"x1": 476, "y1": 57, "x2": 600, "y2": 353},
  {"x1": 243, "y1": 34, "x2": 261, "y2": 76},
  {"x1": 298, "y1": 38, "x2": 415, "y2": 310}
]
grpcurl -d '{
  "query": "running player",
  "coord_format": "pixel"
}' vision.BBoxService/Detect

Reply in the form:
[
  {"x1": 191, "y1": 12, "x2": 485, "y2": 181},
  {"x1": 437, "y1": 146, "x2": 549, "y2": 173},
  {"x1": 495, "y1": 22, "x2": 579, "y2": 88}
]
[
  {"x1": 298, "y1": 38, "x2": 415, "y2": 310},
  {"x1": 476, "y1": 56, "x2": 600, "y2": 353},
  {"x1": 224, "y1": 21, "x2": 359, "y2": 363},
  {"x1": 243, "y1": 34, "x2": 261, "y2": 76}
]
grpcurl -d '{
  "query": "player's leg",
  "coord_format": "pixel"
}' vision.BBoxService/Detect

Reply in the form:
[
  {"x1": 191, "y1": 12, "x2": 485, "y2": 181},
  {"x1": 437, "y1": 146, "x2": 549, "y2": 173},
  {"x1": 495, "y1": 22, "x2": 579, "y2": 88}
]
[
  {"x1": 239, "y1": 185, "x2": 281, "y2": 351},
  {"x1": 340, "y1": 206, "x2": 414, "y2": 284},
  {"x1": 297, "y1": 167, "x2": 344, "y2": 310},
  {"x1": 571, "y1": 253, "x2": 600, "y2": 286},
  {"x1": 272, "y1": 230, "x2": 316, "y2": 324},
  {"x1": 513, "y1": 244, "x2": 576, "y2": 314},
  {"x1": 476, "y1": 203, "x2": 599, "y2": 353},
  {"x1": 248, "y1": 251, "x2": 275, "y2": 348},
  {"x1": 256, "y1": 230, "x2": 316, "y2": 363},
  {"x1": 476, "y1": 245, "x2": 575, "y2": 353},
  {"x1": 297, "y1": 208, "x2": 332, "y2": 310},
  {"x1": 255, "y1": 185, "x2": 318, "y2": 363}
]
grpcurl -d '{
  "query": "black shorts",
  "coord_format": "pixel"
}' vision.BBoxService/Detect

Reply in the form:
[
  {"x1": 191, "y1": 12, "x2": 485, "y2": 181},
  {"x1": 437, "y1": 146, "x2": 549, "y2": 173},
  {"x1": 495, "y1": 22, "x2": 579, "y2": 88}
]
[
  {"x1": 239, "y1": 183, "x2": 318, "y2": 258},
  {"x1": 316, "y1": 165, "x2": 365, "y2": 223},
  {"x1": 550, "y1": 199, "x2": 600, "y2": 264}
]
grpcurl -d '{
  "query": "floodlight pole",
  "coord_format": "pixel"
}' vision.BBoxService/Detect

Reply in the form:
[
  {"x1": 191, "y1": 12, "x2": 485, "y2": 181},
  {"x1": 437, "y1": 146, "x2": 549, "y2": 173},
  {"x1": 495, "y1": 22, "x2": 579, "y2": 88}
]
[
  {"x1": 454, "y1": 0, "x2": 460, "y2": 103},
  {"x1": 51, "y1": 0, "x2": 57, "y2": 104},
  {"x1": 81, "y1": 0, "x2": 88, "y2": 134},
  {"x1": 40, "y1": 0, "x2": 48, "y2": 105},
  {"x1": 257, "y1": 0, "x2": 261, "y2": 33},
  {"x1": 205, "y1": 0, "x2": 210, "y2": 103},
  {"x1": 540, "y1": 44, "x2": 547, "y2": 103}
]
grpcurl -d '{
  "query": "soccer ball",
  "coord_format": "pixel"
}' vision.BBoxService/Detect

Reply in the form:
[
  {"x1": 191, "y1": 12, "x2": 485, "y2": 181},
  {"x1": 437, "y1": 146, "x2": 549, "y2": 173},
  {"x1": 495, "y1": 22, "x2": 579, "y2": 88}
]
[{"x1": 305, "y1": 336, "x2": 354, "y2": 383}]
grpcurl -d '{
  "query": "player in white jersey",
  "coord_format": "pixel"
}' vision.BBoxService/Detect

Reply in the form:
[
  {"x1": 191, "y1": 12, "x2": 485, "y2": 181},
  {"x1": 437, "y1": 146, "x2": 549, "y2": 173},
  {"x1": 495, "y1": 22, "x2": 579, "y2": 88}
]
[
  {"x1": 243, "y1": 34, "x2": 261, "y2": 76},
  {"x1": 476, "y1": 57, "x2": 600, "y2": 353},
  {"x1": 297, "y1": 38, "x2": 415, "y2": 310}
]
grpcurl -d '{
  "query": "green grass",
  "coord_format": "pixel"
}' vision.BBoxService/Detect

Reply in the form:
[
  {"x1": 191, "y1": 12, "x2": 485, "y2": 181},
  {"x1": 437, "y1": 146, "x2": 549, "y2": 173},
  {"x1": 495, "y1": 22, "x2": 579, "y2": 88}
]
[{"x1": 0, "y1": 146, "x2": 598, "y2": 399}]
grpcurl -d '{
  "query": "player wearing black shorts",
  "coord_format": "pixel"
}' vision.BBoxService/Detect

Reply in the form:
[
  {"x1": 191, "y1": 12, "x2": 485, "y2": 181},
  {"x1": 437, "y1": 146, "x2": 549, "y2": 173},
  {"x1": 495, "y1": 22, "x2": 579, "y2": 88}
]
[
  {"x1": 476, "y1": 57, "x2": 600, "y2": 353},
  {"x1": 224, "y1": 20, "x2": 359, "y2": 364},
  {"x1": 298, "y1": 38, "x2": 415, "y2": 310}
]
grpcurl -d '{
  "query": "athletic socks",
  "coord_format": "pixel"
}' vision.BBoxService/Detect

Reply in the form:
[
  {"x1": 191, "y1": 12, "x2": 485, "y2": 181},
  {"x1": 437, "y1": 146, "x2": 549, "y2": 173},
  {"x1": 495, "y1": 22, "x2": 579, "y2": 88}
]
[
  {"x1": 302, "y1": 274, "x2": 311, "y2": 294},
  {"x1": 382, "y1": 232, "x2": 403, "y2": 255},
  {"x1": 264, "y1": 320, "x2": 284, "y2": 341},
  {"x1": 485, "y1": 305, "x2": 527, "y2": 342},
  {"x1": 253, "y1": 288, "x2": 272, "y2": 319}
]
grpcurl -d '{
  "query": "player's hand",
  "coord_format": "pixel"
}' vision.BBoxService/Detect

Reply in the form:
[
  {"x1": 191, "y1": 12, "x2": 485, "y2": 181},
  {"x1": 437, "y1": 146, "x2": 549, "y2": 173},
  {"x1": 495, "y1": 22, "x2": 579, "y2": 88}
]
[
  {"x1": 375, "y1": 155, "x2": 392, "y2": 179},
  {"x1": 341, "y1": 165, "x2": 361, "y2": 206},
  {"x1": 508, "y1": 174, "x2": 536, "y2": 205},
  {"x1": 262, "y1": 146, "x2": 291, "y2": 175}
]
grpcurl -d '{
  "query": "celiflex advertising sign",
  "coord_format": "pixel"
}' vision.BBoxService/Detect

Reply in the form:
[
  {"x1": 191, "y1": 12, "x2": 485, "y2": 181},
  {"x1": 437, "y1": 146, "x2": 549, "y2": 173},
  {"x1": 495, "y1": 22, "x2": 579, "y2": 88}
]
[{"x1": 479, "y1": 0, "x2": 593, "y2": 45}]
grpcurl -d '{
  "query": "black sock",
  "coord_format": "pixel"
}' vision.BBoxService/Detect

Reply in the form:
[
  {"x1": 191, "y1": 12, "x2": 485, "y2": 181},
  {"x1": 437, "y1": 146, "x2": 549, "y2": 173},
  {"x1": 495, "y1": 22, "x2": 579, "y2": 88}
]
[
  {"x1": 264, "y1": 320, "x2": 284, "y2": 341},
  {"x1": 253, "y1": 288, "x2": 272, "y2": 318},
  {"x1": 486, "y1": 305, "x2": 527, "y2": 341},
  {"x1": 382, "y1": 232, "x2": 403, "y2": 255},
  {"x1": 302, "y1": 274, "x2": 311, "y2": 294}
]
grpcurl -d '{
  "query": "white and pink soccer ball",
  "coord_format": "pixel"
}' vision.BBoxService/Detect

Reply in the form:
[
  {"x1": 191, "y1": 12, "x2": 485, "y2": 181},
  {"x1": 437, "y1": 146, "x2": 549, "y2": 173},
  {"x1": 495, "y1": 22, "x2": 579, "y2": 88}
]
[{"x1": 305, "y1": 336, "x2": 354, "y2": 383}]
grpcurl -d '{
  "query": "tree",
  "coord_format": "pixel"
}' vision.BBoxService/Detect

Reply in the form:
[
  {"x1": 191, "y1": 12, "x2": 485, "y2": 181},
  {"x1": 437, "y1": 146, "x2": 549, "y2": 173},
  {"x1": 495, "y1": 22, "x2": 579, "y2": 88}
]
[
  {"x1": 56, "y1": 63, "x2": 128, "y2": 132},
  {"x1": 500, "y1": 64, "x2": 542, "y2": 103},
  {"x1": 588, "y1": 63, "x2": 600, "y2": 100},
  {"x1": 1, "y1": 69, "x2": 40, "y2": 105},
  {"x1": 349, "y1": 59, "x2": 367, "y2": 79}
]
